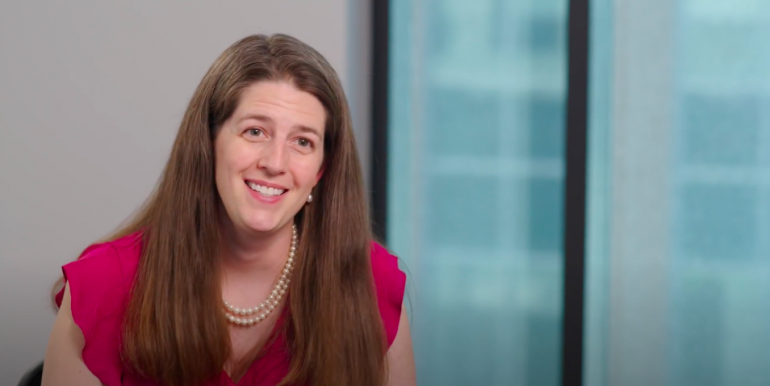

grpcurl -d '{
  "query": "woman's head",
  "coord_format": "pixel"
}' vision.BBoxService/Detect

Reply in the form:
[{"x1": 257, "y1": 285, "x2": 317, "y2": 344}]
[
  {"x1": 171, "y1": 34, "x2": 355, "y2": 237},
  {"x1": 214, "y1": 79, "x2": 325, "y2": 236},
  {"x1": 103, "y1": 35, "x2": 385, "y2": 386}
]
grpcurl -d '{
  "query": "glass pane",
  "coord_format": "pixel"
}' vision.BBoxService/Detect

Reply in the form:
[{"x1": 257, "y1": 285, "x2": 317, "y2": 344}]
[
  {"x1": 387, "y1": 0, "x2": 568, "y2": 385},
  {"x1": 585, "y1": 1, "x2": 770, "y2": 385}
]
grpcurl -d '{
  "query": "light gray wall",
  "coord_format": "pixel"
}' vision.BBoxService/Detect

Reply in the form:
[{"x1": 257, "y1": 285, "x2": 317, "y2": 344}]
[{"x1": 0, "y1": 1, "x2": 371, "y2": 381}]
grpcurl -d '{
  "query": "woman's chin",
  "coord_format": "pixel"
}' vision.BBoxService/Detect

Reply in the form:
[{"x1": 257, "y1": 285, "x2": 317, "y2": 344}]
[
  {"x1": 243, "y1": 224, "x2": 276, "y2": 234},
  {"x1": 243, "y1": 218, "x2": 287, "y2": 234}
]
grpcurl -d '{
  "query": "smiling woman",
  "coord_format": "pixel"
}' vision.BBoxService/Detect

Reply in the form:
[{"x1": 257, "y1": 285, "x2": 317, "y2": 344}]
[{"x1": 40, "y1": 34, "x2": 416, "y2": 386}]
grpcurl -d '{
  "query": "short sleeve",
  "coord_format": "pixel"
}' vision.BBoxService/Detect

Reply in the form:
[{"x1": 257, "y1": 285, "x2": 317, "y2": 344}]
[
  {"x1": 55, "y1": 242, "x2": 128, "y2": 386},
  {"x1": 370, "y1": 242, "x2": 407, "y2": 347}
]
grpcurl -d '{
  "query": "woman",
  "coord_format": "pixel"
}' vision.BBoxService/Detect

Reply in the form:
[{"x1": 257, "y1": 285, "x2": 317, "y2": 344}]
[{"x1": 41, "y1": 34, "x2": 416, "y2": 386}]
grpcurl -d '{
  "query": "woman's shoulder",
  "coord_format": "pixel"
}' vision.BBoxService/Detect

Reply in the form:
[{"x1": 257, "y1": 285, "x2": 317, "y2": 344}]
[
  {"x1": 53, "y1": 232, "x2": 144, "y2": 386},
  {"x1": 55, "y1": 231, "x2": 143, "y2": 311},
  {"x1": 369, "y1": 242, "x2": 407, "y2": 347},
  {"x1": 369, "y1": 242, "x2": 404, "y2": 284}
]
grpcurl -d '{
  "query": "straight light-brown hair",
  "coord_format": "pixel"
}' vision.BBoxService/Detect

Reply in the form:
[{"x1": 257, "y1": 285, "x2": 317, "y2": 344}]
[{"x1": 53, "y1": 34, "x2": 386, "y2": 386}]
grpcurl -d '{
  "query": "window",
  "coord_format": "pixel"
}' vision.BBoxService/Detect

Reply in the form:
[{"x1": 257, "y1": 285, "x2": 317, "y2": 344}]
[{"x1": 387, "y1": 0, "x2": 568, "y2": 384}]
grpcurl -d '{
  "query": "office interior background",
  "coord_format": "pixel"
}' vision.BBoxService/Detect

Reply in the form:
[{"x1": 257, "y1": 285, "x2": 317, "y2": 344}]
[{"x1": 2, "y1": 0, "x2": 768, "y2": 385}]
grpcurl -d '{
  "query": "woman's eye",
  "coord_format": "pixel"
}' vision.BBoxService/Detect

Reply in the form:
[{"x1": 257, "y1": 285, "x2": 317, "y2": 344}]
[
  {"x1": 297, "y1": 138, "x2": 311, "y2": 148},
  {"x1": 246, "y1": 128, "x2": 263, "y2": 137}
]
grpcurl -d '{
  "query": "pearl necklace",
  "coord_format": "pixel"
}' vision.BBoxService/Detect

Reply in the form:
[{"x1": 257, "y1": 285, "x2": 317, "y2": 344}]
[{"x1": 223, "y1": 224, "x2": 297, "y2": 326}]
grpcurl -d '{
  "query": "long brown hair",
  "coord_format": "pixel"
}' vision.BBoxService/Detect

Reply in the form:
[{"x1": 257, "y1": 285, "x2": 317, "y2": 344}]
[{"x1": 54, "y1": 34, "x2": 386, "y2": 386}]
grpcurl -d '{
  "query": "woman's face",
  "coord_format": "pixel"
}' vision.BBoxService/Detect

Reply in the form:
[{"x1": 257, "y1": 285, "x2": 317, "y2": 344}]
[{"x1": 214, "y1": 80, "x2": 325, "y2": 236}]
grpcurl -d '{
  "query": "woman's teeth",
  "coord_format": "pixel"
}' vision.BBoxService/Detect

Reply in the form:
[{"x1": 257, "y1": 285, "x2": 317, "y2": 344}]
[{"x1": 247, "y1": 182, "x2": 285, "y2": 197}]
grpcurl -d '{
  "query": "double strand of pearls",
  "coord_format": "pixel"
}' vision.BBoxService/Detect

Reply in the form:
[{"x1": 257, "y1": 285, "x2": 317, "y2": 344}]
[{"x1": 223, "y1": 224, "x2": 297, "y2": 326}]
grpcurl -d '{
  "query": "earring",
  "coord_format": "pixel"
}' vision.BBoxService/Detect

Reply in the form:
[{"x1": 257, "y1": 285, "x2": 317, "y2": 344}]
[{"x1": 307, "y1": 194, "x2": 313, "y2": 203}]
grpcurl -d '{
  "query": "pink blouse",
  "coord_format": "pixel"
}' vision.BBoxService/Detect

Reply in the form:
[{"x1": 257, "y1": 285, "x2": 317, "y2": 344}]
[{"x1": 55, "y1": 232, "x2": 406, "y2": 385}]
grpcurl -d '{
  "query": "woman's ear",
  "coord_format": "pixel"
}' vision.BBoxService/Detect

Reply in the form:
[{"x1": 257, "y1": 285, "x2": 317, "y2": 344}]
[{"x1": 315, "y1": 167, "x2": 325, "y2": 183}]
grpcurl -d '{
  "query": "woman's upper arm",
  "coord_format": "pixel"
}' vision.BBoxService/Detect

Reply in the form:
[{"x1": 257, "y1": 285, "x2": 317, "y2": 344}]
[
  {"x1": 385, "y1": 306, "x2": 417, "y2": 386},
  {"x1": 41, "y1": 282, "x2": 103, "y2": 386}
]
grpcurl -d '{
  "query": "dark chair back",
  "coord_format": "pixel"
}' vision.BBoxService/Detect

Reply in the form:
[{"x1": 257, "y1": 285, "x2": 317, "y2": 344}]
[{"x1": 17, "y1": 362, "x2": 43, "y2": 386}]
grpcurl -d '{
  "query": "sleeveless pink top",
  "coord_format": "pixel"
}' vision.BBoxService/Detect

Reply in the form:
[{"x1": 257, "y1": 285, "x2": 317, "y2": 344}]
[{"x1": 54, "y1": 232, "x2": 406, "y2": 386}]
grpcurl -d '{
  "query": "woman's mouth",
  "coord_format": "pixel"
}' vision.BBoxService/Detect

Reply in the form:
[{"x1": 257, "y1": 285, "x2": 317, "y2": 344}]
[{"x1": 246, "y1": 181, "x2": 287, "y2": 197}]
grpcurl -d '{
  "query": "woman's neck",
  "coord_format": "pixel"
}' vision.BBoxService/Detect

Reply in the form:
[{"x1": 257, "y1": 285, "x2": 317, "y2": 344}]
[
  {"x1": 218, "y1": 219, "x2": 294, "y2": 277},
  {"x1": 218, "y1": 218, "x2": 294, "y2": 333}
]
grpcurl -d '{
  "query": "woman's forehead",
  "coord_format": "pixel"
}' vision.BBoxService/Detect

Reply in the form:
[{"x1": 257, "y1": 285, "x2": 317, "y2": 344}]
[{"x1": 232, "y1": 81, "x2": 326, "y2": 132}]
